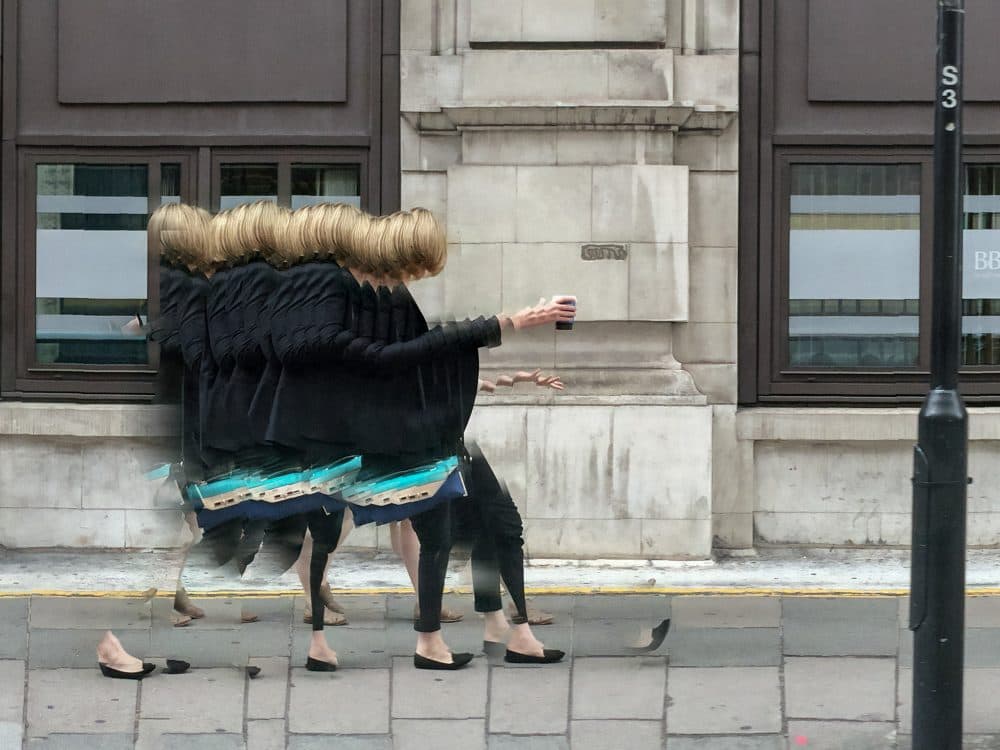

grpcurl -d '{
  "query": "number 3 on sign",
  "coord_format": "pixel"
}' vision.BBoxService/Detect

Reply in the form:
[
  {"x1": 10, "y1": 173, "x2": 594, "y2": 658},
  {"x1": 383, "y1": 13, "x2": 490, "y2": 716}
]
[{"x1": 942, "y1": 65, "x2": 959, "y2": 109}]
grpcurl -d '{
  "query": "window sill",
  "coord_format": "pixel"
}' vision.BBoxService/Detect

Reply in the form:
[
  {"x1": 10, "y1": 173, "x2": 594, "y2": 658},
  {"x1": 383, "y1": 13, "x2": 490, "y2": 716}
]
[
  {"x1": 0, "y1": 402, "x2": 177, "y2": 438},
  {"x1": 736, "y1": 406, "x2": 1000, "y2": 442}
]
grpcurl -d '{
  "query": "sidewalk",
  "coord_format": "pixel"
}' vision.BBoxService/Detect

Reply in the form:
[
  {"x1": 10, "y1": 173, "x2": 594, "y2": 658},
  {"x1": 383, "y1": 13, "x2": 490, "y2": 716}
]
[{"x1": 0, "y1": 549, "x2": 998, "y2": 748}]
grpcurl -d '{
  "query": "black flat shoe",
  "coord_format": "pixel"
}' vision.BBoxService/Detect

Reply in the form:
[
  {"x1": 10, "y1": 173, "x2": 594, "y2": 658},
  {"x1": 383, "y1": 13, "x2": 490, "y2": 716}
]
[
  {"x1": 246, "y1": 666, "x2": 261, "y2": 679},
  {"x1": 164, "y1": 659, "x2": 190, "y2": 675},
  {"x1": 504, "y1": 648, "x2": 565, "y2": 664},
  {"x1": 414, "y1": 652, "x2": 473, "y2": 670},
  {"x1": 98, "y1": 662, "x2": 156, "y2": 680},
  {"x1": 625, "y1": 618, "x2": 671, "y2": 654},
  {"x1": 305, "y1": 657, "x2": 338, "y2": 672},
  {"x1": 483, "y1": 640, "x2": 506, "y2": 658}
]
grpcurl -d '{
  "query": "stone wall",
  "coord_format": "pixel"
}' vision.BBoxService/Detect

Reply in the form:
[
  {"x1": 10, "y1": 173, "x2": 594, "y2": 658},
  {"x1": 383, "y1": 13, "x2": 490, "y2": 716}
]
[
  {"x1": 737, "y1": 409, "x2": 1000, "y2": 549},
  {"x1": 399, "y1": 0, "x2": 739, "y2": 557}
]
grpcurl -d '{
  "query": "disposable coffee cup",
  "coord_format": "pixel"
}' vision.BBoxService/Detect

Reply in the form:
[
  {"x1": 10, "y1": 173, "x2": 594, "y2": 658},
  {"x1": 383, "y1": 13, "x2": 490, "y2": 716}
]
[{"x1": 554, "y1": 295, "x2": 576, "y2": 331}]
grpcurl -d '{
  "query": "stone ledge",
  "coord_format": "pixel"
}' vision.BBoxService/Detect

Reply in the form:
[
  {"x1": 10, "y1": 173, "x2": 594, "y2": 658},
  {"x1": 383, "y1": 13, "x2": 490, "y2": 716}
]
[
  {"x1": 0, "y1": 402, "x2": 178, "y2": 438},
  {"x1": 737, "y1": 407, "x2": 1000, "y2": 442},
  {"x1": 476, "y1": 393, "x2": 707, "y2": 406},
  {"x1": 404, "y1": 103, "x2": 736, "y2": 132}
]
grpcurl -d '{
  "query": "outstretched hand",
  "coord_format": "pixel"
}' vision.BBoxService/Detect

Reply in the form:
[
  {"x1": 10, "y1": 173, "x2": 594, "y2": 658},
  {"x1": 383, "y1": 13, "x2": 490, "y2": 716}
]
[
  {"x1": 509, "y1": 297, "x2": 576, "y2": 330},
  {"x1": 494, "y1": 369, "x2": 565, "y2": 390}
]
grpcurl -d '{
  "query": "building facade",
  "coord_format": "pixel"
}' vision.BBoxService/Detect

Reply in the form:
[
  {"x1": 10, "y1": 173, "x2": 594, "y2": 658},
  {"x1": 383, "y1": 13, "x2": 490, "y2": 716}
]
[{"x1": 2, "y1": 1, "x2": 995, "y2": 558}]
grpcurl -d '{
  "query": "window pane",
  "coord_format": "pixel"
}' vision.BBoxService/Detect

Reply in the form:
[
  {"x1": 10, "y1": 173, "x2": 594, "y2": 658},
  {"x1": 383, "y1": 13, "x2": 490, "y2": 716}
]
[
  {"x1": 161, "y1": 163, "x2": 182, "y2": 205},
  {"x1": 36, "y1": 163, "x2": 150, "y2": 365},
  {"x1": 291, "y1": 164, "x2": 361, "y2": 209},
  {"x1": 962, "y1": 164, "x2": 1000, "y2": 365},
  {"x1": 220, "y1": 164, "x2": 278, "y2": 209},
  {"x1": 788, "y1": 164, "x2": 921, "y2": 368}
]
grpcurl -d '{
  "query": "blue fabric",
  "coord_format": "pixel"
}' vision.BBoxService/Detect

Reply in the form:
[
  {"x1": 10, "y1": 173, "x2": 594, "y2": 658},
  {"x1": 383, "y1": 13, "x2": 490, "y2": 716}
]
[
  {"x1": 196, "y1": 493, "x2": 346, "y2": 531},
  {"x1": 349, "y1": 470, "x2": 467, "y2": 527}
]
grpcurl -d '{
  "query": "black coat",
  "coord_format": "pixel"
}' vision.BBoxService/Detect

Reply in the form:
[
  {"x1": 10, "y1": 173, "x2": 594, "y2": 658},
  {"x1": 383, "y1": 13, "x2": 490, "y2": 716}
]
[
  {"x1": 263, "y1": 260, "x2": 496, "y2": 463},
  {"x1": 202, "y1": 261, "x2": 280, "y2": 455}
]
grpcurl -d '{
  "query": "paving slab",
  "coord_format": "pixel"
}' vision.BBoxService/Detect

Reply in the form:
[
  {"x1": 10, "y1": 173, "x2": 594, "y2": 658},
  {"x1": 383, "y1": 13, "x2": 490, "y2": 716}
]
[
  {"x1": 571, "y1": 620, "x2": 663, "y2": 657},
  {"x1": 0, "y1": 660, "x2": 25, "y2": 725},
  {"x1": 573, "y1": 595, "x2": 671, "y2": 621},
  {"x1": 782, "y1": 598, "x2": 898, "y2": 657},
  {"x1": 148, "y1": 625, "x2": 245, "y2": 668},
  {"x1": 24, "y1": 733, "x2": 134, "y2": 749},
  {"x1": 0, "y1": 598, "x2": 29, "y2": 658},
  {"x1": 0, "y1": 721, "x2": 23, "y2": 750},
  {"x1": 898, "y1": 668, "x2": 1000, "y2": 734},
  {"x1": 134, "y1": 723, "x2": 245, "y2": 750},
  {"x1": 784, "y1": 658, "x2": 895, "y2": 722},
  {"x1": 898, "y1": 628, "x2": 1000, "y2": 668},
  {"x1": 571, "y1": 657, "x2": 666, "y2": 720},
  {"x1": 787, "y1": 721, "x2": 897, "y2": 750},
  {"x1": 667, "y1": 628, "x2": 781, "y2": 667},
  {"x1": 667, "y1": 667, "x2": 781, "y2": 735},
  {"x1": 247, "y1": 719, "x2": 285, "y2": 750},
  {"x1": 393, "y1": 719, "x2": 487, "y2": 750},
  {"x1": 296, "y1": 594, "x2": 387, "y2": 628},
  {"x1": 569, "y1": 720, "x2": 662, "y2": 750},
  {"x1": 896, "y1": 736, "x2": 1000, "y2": 750},
  {"x1": 666, "y1": 737, "x2": 784, "y2": 749},
  {"x1": 26, "y1": 668, "x2": 137, "y2": 737},
  {"x1": 670, "y1": 597, "x2": 780, "y2": 629},
  {"x1": 489, "y1": 662, "x2": 569, "y2": 734},
  {"x1": 288, "y1": 667, "x2": 390, "y2": 733},
  {"x1": 488, "y1": 736, "x2": 569, "y2": 750},
  {"x1": 391, "y1": 656, "x2": 488, "y2": 719},
  {"x1": 30, "y1": 597, "x2": 150, "y2": 630},
  {"x1": 247, "y1": 657, "x2": 289, "y2": 719},
  {"x1": 30, "y1": 628, "x2": 150, "y2": 669},
  {"x1": 288, "y1": 734, "x2": 391, "y2": 749},
  {"x1": 139, "y1": 668, "x2": 245, "y2": 732}
]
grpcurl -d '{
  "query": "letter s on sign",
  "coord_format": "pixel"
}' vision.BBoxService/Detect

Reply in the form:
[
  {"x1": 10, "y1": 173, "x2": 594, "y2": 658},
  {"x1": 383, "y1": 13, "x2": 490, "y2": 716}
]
[{"x1": 942, "y1": 65, "x2": 959, "y2": 86}]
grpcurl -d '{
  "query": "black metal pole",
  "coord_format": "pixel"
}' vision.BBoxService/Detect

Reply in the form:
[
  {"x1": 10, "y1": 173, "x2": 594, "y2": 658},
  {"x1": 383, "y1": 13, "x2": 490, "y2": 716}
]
[{"x1": 910, "y1": 2, "x2": 967, "y2": 749}]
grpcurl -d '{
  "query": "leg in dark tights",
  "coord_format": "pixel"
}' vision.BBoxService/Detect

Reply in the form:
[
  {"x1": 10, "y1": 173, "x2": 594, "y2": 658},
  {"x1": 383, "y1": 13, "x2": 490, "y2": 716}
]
[
  {"x1": 307, "y1": 508, "x2": 345, "y2": 634},
  {"x1": 409, "y1": 500, "x2": 452, "y2": 633},
  {"x1": 466, "y1": 448, "x2": 529, "y2": 625}
]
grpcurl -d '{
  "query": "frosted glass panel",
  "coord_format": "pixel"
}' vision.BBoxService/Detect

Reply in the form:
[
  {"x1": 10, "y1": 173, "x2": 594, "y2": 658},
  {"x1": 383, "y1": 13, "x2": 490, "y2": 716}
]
[
  {"x1": 788, "y1": 164, "x2": 921, "y2": 368},
  {"x1": 962, "y1": 165, "x2": 1000, "y2": 365},
  {"x1": 35, "y1": 163, "x2": 158, "y2": 365}
]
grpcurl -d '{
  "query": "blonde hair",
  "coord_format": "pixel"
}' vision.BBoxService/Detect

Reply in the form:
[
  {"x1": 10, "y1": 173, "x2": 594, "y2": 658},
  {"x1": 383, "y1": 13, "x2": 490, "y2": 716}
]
[
  {"x1": 345, "y1": 210, "x2": 377, "y2": 273},
  {"x1": 313, "y1": 203, "x2": 364, "y2": 265},
  {"x1": 232, "y1": 200, "x2": 289, "y2": 266},
  {"x1": 408, "y1": 207, "x2": 447, "y2": 276},
  {"x1": 207, "y1": 208, "x2": 241, "y2": 267},
  {"x1": 149, "y1": 202, "x2": 211, "y2": 271},
  {"x1": 282, "y1": 205, "x2": 323, "y2": 262}
]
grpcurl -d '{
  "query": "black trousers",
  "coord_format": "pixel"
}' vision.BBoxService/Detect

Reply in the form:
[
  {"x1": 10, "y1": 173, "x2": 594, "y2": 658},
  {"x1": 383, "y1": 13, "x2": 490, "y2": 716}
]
[
  {"x1": 410, "y1": 499, "x2": 453, "y2": 633},
  {"x1": 460, "y1": 447, "x2": 529, "y2": 625},
  {"x1": 308, "y1": 505, "x2": 346, "y2": 632}
]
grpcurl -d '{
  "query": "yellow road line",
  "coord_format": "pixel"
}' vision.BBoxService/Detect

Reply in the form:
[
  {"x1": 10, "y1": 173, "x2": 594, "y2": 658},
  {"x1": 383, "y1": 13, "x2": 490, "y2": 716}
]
[{"x1": 3, "y1": 586, "x2": 1000, "y2": 598}]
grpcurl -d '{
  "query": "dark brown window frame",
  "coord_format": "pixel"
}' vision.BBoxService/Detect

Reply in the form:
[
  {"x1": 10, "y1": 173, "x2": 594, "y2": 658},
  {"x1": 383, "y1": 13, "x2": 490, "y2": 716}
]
[
  {"x1": 755, "y1": 147, "x2": 1000, "y2": 405},
  {"x1": 739, "y1": 0, "x2": 1000, "y2": 405},
  {"x1": 7, "y1": 149, "x2": 197, "y2": 399},
  {"x1": 209, "y1": 149, "x2": 370, "y2": 211}
]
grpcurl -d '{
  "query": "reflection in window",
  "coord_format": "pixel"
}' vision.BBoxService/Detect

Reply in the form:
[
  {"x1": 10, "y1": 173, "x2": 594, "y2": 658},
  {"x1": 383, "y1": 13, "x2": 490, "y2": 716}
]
[
  {"x1": 788, "y1": 164, "x2": 921, "y2": 368},
  {"x1": 291, "y1": 164, "x2": 361, "y2": 209},
  {"x1": 962, "y1": 165, "x2": 1000, "y2": 365},
  {"x1": 220, "y1": 164, "x2": 278, "y2": 209},
  {"x1": 35, "y1": 164, "x2": 152, "y2": 365}
]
